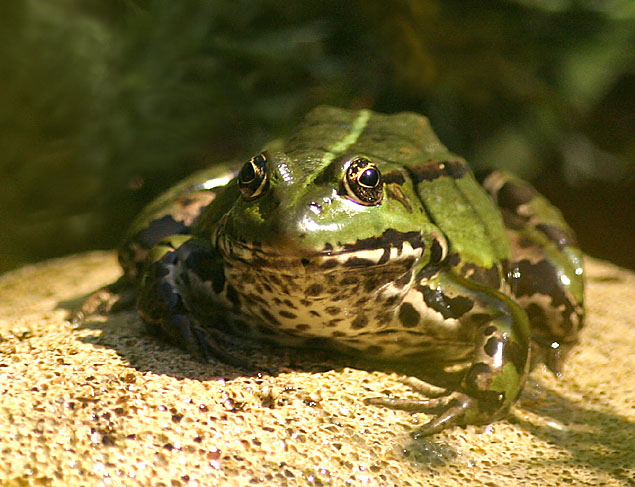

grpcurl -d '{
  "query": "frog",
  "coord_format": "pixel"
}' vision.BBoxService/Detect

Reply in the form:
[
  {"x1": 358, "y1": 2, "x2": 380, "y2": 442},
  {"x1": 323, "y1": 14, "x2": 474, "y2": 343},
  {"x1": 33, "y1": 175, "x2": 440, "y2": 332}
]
[{"x1": 111, "y1": 106, "x2": 585, "y2": 435}]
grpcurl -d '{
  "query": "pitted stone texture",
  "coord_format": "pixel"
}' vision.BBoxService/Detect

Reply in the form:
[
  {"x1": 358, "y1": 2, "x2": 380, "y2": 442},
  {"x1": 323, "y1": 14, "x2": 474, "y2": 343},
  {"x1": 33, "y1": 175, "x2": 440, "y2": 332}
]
[{"x1": 0, "y1": 251, "x2": 633, "y2": 487}]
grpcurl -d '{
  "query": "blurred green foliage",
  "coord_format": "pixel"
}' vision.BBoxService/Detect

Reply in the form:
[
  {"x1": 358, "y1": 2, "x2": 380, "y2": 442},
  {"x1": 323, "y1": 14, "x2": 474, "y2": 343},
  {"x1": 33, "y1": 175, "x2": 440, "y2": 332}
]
[{"x1": 1, "y1": 0, "x2": 633, "y2": 272}]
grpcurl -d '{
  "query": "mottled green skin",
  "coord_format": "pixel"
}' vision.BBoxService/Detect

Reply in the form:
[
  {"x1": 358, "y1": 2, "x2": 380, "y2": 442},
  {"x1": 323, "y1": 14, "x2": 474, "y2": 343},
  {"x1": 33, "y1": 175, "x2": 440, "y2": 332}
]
[{"x1": 120, "y1": 106, "x2": 584, "y2": 435}]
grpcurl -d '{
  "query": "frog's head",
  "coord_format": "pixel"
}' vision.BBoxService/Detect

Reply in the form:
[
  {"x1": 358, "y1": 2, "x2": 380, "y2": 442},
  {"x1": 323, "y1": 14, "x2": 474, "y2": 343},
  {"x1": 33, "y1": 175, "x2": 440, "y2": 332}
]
[{"x1": 214, "y1": 149, "x2": 444, "y2": 280}]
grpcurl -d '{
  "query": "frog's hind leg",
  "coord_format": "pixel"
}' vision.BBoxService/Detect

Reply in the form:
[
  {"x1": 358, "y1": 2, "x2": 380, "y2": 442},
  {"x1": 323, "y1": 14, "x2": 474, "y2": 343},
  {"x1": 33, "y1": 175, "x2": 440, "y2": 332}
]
[
  {"x1": 480, "y1": 171, "x2": 585, "y2": 375},
  {"x1": 368, "y1": 270, "x2": 531, "y2": 435}
]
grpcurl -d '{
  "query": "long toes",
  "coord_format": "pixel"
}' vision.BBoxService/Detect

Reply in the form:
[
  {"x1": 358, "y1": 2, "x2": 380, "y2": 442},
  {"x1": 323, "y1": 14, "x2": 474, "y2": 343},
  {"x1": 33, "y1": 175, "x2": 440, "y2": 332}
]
[
  {"x1": 401, "y1": 377, "x2": 450, "y2": 398},
  {"x1": 364, "y1": 395, "x2": 449, "y2": 411},
  {"x1": 415, "y1": 393, "x2": 474, "y2": 436},
  {"x1": 190, "y1": 327, "x2": 244, "y2": 367},
  {"x1": 71, "y1": 289, "x2": 119, "y2": 324},
  {"x1": 365, "y1": 391, "x2": 476, "y2": 436}
]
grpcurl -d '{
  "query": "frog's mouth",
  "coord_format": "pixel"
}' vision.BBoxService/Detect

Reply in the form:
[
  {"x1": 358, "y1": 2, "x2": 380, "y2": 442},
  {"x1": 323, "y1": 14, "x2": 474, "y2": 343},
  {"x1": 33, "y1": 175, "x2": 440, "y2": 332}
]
[{"x1": 214, "y1": 227, "x2": 426, "y2": 274}]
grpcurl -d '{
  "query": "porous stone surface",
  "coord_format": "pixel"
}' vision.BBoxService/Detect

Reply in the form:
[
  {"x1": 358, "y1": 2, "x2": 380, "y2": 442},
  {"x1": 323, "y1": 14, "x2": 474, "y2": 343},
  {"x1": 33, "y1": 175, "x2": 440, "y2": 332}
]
[{"x1": 0, "y1": 251, "x2": 633, "y2": 487}]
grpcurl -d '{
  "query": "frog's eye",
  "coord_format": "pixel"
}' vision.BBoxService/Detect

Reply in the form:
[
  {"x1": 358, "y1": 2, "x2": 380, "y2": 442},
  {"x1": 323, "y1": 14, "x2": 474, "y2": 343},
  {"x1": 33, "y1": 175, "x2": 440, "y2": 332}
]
[
  {"x1": 238, "y1": 153, "x2": 268, "y2": 200},
  {"x1": 343, "y1": 156, "x2": 383, "y2": 206}
]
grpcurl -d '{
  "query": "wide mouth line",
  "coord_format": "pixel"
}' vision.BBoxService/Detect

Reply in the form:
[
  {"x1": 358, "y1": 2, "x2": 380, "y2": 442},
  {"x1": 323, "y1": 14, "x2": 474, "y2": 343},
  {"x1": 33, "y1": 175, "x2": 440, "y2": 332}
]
[{"x1": 220, "y1": 236, "x2": 422, "y2": 266}]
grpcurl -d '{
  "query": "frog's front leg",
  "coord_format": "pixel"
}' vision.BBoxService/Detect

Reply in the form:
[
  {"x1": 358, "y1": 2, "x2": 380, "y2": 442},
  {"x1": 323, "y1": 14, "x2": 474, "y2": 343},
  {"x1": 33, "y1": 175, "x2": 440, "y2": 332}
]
[
  {"x1": 368, "y1": 270, "x2": 531, "y2": 435},
  {"x1": 137, "y1": 234, "x2": 239, "y2": 365}
]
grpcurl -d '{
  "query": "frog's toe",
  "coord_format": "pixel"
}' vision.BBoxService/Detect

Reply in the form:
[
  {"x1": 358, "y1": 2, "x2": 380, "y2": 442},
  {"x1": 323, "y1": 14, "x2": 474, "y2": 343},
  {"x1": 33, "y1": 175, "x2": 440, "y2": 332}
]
[
  {"x1": 415, "y1": 392, "x2": 474, "y2": 436},
  {"x1": 71, "y1": 288, "x2": 121, "y2": 324},
  {"x1": 401, "y1": 377, "x2": 451, "y2": 398},
  {"x1": 364, "y1": 393, "x2": 450, "y2": 411},
  {"x1": 365, "y1": 391, "x2": 481, "y2": 436},
  {"x1": 167, "y1": 314, "x2": 243, "y2": 367}
]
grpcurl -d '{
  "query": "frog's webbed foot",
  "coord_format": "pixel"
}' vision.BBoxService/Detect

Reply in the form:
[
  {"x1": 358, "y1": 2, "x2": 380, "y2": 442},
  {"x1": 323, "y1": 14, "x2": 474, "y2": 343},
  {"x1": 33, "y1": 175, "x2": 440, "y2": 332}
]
[
  {"x1": 161, "y1": 313, "x2": 244, "y2": 366},
  {"x1": 71, "y1": 277, "x2": 136, "y2": 324},
  {"x1": 365, "y1": 390, "x2": 476, "y2": 436}
]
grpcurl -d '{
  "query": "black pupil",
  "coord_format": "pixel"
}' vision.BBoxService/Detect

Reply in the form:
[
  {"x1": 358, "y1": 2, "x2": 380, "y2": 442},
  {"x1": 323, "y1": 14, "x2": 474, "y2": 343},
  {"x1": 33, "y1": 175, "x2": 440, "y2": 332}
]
[
  {"x1": 359, "y1": 167, "x2": 379, "y2": 187},
  {"x1": 239, "y1": 162, "x2": 256, "y2": 183}
]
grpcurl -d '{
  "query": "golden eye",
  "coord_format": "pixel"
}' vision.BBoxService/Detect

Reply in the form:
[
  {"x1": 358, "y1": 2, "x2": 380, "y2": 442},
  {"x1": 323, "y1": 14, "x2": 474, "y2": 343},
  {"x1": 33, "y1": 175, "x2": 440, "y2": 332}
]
[
  {"x1": 343, "y1": 156, "x2": 383, "y2": 206},
  {"x1": 238, "y1": 153, "x2": 268, "y2": 200}
]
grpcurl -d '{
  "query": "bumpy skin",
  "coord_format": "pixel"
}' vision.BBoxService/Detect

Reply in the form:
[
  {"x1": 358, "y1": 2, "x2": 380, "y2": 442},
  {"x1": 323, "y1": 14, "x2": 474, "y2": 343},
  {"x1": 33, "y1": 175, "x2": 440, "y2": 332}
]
[{"x1": 120, "y1": 107, "x2": 584, "y2": 435}]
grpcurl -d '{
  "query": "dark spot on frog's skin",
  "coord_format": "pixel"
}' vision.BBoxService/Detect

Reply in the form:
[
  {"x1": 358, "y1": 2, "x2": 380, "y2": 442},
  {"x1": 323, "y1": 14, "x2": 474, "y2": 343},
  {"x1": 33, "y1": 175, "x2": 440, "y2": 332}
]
[
  {"x1": 187, "y1": 251, "x2": 228, "y2": 294},
  {"x1": 430, "y1": 239, "x2": 444, "y2": 264},
  {"x1": 398, "y1": 302, "x2": 421, "y2": 328},
  {"x1": 364, "y1": 278, "x2": 380, "y2": 292},
  {"x1": 267, "y1": 274, "x2": 282, "y2": 287},
  {"x1": 483, "y1": 325, "x2": 497, "y2": 336},
  {"x1": 512, "y1": 260, "x2": 573, "y2": 315},
  {"x1": 343, "y1": 229, "x2": 425, "y2": 253},
  {"x1": 344, "y1": 257, "x2": 375, "y2": 267},
  {"x1": 484, "y1": 337, "x2": 503, "y2": 357},
  {"x1": 418, "y1": 285, "x2": 474, "y2": 319},
  {"x1": 496, "y1": 181, "x2": 537, "y2": 211},
  {"x1": 504, "y1": 339, "x2": 527, "y2": 373},
  {"x1": 246, "y1": 293, "x2": 266, "y2": 305},
  {"x1": 296, "y1": 324, "x2": 310, "y2": 332},
  {"x1": 306, "y1": 284, "x2": 323, "y2": 296},
  {"x1": 351, "y1": 315, "x2": 369, "y2": 330},
  {"x1": 328, "y1": 319, "x2": 343, "y2": 327},
  {"x1": 535, "y1": 223, "x2": 577, "y2": 250},
  {"x1": 283, "y1": 299, "x2": 297, "y2": 309},
  {"x1": 407, "y1": 160, "x2": 468, "y2": 183},
  {"x1": 300, "y1": 299, "x2": 311, "y2": 307},
  {"x1": 332, "y1": 331, "x2": 346, "y2": 337},
  {"x1": 279, "y1": 310, "x2": 297, "y2": 319},
  {"x1": 320, "y1": 259, "x2": 339, "y2": 270},
  {"x1": 325, "y1": 306, "x2": 341, "y2": 316},
  {"x1": 260, "y1": 308, "x2": 280, "y2": 326},
  {"x1": 310, "y1": 310, "x2": 320, "y2": 317},
  {"x1": 525, "y1": 303, "x2": 549, "y2": 333},
  {"x1": 382, "y1": 171, "x2": 406, "y2": 185},
  {"x1": 377, "y1": 248, "x2": 391, "y2": 265},
  {"x1": 461, "y1": 263, "x2": 501, "y2": 289},
  {"x1": 395, "y1": 270, "x2": 412, "y2": 288},
  {"x1": 339, "y1": 275, "x2": 359, "y2": 286}
]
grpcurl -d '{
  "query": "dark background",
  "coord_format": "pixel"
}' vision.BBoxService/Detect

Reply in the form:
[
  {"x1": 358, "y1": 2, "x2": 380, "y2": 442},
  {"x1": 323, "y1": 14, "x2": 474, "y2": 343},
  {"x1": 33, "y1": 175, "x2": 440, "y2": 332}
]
[{"x1": 1, "y1": 0, "x2": 633, "y2": 274}]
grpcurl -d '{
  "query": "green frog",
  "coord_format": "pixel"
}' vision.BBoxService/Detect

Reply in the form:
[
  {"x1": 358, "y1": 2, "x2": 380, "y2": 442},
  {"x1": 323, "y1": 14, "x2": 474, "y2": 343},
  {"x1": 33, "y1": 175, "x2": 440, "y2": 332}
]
[{"x1": 113, "y1": 106, "x2": 585, "y2": 435}]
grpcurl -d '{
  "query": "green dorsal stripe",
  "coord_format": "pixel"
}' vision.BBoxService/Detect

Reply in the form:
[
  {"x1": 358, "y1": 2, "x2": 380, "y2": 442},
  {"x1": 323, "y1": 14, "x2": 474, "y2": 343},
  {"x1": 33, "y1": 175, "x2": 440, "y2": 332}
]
[{"x1": 319, "y1": 109, "x2": 370, "y2": 169}]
